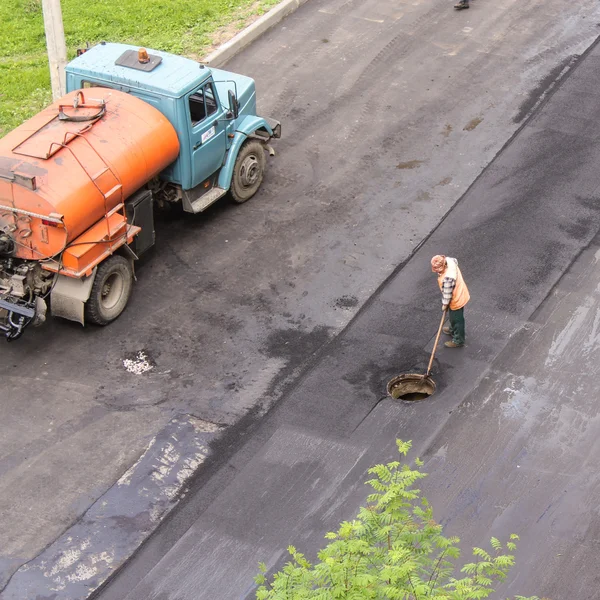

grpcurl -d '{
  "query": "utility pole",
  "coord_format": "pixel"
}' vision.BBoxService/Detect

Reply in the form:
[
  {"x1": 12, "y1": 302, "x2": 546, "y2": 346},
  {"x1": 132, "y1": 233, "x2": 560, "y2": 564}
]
[{"x1": 41, "y1": 0, "x2": 67, "y2": 100}]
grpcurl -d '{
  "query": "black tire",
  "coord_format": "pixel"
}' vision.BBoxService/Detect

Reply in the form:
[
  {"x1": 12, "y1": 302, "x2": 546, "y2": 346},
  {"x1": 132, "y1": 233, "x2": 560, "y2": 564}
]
[
  {"x1": 230, "y1": 140, "x2": 266, "y2": 204},
  {"x1": 85, "y1": 255, "x2": 134, "y2": 326}
]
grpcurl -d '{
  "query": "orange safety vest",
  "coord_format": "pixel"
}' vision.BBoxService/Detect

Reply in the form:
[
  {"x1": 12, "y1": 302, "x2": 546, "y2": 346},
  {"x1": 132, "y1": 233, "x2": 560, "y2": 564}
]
[{"x1": 438, "y1": 257, "x2": 470, "y2": 310}]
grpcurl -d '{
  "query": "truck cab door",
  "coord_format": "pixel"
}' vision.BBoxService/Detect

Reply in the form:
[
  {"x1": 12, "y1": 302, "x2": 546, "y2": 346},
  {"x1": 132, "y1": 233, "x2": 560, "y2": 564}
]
[{"x1": 187, "y1": 82, "x2": 226, "y2": 189}]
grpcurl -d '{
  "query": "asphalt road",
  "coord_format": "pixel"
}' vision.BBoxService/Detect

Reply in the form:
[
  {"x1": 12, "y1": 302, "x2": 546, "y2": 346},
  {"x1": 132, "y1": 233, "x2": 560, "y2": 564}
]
[
  {"x1": 99, "y1": 33, "x2": 600, "y2": 600},
  {"x1": 2, "y1": 0, "x2": 600, "y2": 595}
]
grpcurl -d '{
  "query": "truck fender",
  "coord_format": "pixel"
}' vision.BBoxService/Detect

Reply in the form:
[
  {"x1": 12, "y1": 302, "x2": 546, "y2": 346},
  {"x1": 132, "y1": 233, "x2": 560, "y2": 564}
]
[
  {"x1": 217, "y1": 115, "x2": 278, "y2": 191},
  {"x1": 50, "y1": 269, "x2": 97, "y2": 326},
  {"x1": 218, "y1": 130, "x2": 248, "y2": 190},
  {"x1": 236, "y1": 115, "x2": 276, "y2": 138}
]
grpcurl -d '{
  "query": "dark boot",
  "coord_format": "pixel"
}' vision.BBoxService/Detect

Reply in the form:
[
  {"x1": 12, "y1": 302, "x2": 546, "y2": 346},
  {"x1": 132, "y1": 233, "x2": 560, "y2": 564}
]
[{"x1": 454, "y1": 0, "x2": 469, "y2": 8}]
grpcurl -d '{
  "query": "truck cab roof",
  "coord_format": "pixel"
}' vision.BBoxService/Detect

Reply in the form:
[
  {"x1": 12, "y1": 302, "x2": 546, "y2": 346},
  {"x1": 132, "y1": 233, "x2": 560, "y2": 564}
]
[{"x1": 66, "y1": 42, "x2": 212, "y2": 98}]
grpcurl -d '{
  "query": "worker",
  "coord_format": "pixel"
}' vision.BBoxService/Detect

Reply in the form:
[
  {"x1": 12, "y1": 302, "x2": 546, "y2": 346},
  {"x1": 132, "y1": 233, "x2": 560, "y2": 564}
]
[
  {"x1": 454, "y1": 0, "x2": 469, "y2": 9},
  {"x1": 431, "y1": 255, "x2": 470, "y2": 348}
]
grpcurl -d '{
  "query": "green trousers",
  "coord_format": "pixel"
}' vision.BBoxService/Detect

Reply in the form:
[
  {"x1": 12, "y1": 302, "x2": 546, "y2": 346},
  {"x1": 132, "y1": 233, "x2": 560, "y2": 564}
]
[{"x1": 448, "y1": 307, "x2": 466, "y2": 345}]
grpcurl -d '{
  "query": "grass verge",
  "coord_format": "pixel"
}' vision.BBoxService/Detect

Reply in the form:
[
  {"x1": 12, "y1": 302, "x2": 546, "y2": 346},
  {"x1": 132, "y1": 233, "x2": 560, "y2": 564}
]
[{"x1": 0, "y1": 0, "x2": 280, "y2": 137}]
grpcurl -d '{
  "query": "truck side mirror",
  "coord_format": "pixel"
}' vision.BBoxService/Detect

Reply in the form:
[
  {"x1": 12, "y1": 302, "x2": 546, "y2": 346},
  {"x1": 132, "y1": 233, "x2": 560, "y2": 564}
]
[{"x1": 228, "y1": 90, "x2": 239, "y2": 120}]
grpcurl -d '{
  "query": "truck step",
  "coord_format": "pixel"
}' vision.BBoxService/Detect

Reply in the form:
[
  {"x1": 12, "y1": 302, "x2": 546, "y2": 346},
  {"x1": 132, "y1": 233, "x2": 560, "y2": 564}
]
[
  {"x1": 105, "y1": 202, "x2": 124, "y2": 218},
  {"x1": 186, "y1": 187, "x2": 227, "y2": 214},
  {"x1": 90, "y1": 167, "x2": 110, "y2": 181},
  {"x1": 103, "y1": 184, "x2": 123, "y2": 200}
]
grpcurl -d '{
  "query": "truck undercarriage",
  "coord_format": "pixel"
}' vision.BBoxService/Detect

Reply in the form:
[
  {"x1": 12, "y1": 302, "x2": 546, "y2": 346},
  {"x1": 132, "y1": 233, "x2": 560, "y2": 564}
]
[{"x1": 0, "y1": 256, "x2": 50, "y2": 340}]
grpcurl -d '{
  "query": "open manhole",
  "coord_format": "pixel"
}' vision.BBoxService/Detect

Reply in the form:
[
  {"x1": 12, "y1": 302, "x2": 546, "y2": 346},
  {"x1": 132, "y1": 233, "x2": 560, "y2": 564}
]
[{"x1": 387, "y1": 373, "x2": 436, "y2": 402}]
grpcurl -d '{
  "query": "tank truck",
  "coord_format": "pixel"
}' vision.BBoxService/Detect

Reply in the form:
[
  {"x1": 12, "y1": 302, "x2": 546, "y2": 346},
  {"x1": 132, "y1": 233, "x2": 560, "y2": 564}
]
[{"x1": 0, "y1": 43, "x2": 280, "y2": 340}]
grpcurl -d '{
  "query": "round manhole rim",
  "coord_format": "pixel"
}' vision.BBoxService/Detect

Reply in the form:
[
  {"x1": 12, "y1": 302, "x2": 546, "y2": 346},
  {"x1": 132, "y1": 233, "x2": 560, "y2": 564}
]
[{"x1": 387, "y1": 373, "x2": 436, "y2": 402}]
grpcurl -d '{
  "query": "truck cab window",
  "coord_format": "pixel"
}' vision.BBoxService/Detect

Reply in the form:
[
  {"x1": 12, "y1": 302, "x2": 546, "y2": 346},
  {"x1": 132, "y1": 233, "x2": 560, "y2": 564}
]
[
  {"x1": 204, "y1": 84, "x2": 217, "y2": 117},
  {"x1": 189, "y1": 83, "x2": 218, "y2": 126},
  {"x1": 189, "y1": 90, "x2": 206, "y2": 125}
]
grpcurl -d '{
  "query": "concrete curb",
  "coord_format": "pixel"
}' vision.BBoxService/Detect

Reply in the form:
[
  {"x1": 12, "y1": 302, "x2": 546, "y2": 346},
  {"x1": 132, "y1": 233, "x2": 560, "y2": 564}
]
[{"x1": 204, "y1": 0, "x2": 311, "y2": 67}]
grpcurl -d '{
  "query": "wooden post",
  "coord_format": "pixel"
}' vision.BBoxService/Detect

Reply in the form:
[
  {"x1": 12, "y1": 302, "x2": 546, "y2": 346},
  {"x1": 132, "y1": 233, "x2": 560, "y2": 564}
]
[{"x1": 41, "y1": 0, "x2": 67, "y2": 100}]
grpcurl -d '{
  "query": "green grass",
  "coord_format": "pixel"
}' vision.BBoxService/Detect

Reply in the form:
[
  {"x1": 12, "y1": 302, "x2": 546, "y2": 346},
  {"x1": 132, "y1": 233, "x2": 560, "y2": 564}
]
[{"x1": 0, "y1": 0, "x2": 280, "y2": 137}]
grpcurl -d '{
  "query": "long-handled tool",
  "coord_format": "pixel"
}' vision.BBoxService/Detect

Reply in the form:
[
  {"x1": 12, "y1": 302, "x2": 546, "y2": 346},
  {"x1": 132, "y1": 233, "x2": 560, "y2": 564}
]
[
  {"x1": 424, "y1": 307, "x2": 448, "y2": 380},
  {"x1": 387, "y1": 308, "x2": 448, "y2": 401}
]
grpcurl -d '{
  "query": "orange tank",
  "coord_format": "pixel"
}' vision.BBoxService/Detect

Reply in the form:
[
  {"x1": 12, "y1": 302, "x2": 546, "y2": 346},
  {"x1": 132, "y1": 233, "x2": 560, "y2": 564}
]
[{"x1": 0, "y1": 88, "x2": 180, "y2": 265}]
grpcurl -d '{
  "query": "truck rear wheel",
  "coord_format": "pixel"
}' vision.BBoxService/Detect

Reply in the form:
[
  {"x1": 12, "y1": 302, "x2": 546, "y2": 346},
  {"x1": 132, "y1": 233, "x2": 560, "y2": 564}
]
[
  {"x1": 85, "y1": 255, "x2": 133, "y2": 326},
  {"x1": 230, "y1": 140, "x2": 266, "y2": 203}
]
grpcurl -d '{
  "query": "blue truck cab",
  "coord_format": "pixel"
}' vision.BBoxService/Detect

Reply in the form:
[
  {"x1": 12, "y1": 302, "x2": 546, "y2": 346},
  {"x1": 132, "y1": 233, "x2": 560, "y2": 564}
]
[{"x1": 65, "y1": 42, "x2": 280, "y2": 212}]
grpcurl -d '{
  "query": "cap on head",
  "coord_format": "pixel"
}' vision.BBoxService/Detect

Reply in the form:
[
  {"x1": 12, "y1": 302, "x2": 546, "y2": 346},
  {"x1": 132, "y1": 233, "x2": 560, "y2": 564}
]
[{"x1": 431, "y1": 255, "x2": 446, "y2": 273}]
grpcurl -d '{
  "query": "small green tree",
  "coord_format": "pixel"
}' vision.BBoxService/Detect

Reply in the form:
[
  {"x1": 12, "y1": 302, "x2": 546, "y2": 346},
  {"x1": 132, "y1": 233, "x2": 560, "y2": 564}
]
[{"x1": 255, "y1": 440, "x2": 538, "y2": 600}]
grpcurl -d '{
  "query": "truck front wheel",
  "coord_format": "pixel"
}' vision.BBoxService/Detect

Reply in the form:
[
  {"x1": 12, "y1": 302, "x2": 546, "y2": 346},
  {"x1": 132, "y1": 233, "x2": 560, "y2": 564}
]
[
  {"x1": 230, "y1": 140, "x2": 266, "y2": 204},
  {"x1": 85, "y1": 255, "x2": 134, "y2": 326}
]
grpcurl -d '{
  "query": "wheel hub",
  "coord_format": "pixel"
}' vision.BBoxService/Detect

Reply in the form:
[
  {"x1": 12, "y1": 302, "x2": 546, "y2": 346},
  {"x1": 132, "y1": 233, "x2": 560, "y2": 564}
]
[
  {"x1": 101, "y1": 273, "x2": 123, "y2": 310},
  {"x1": 239, "y1": 154, "x2": 260, "y2": 187}
]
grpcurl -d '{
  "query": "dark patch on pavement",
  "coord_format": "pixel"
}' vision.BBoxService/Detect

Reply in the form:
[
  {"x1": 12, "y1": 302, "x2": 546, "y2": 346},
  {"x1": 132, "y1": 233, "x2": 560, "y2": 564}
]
[
  {"x1": 333, "y1": 295, "x2": 359, "y2": 310},
  {"x1": 495, "y1": 290, "x2": 532, "y2": 315},
  {"x1": 396, "y1": 160, "x2": 424, "y2": 169},
  {"x1": 463, "y1": 117, "x2": 483, "y2": 131},
  {"x1": 261, "y1": 325, "x2": 334, "y2": 401},
  {"x1": 343, "y1": 359, "x2": 397, "y2": 399},
  {"x1": 513, "y1": 55, "x2": 578, "y2": 123},
  {"x1": 524, "y1": 242, "x2": 568, "y2": 288},
  {"x1": 558, "y1": 214, "x2": 594, "y2": 240},
  {"x1": 263, "y1": 326, "x2": 333, "y2": 362}
]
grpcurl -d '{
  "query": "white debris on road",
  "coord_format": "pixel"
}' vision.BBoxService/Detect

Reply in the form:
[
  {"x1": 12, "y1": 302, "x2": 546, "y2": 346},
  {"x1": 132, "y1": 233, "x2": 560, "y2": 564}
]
[{"x1": 123, "y1": 351, "x2": 154, "y2": 374}]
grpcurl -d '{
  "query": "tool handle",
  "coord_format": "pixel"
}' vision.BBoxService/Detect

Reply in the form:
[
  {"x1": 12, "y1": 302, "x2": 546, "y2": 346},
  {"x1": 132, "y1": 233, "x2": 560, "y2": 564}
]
[{"x1": 426, "y1": 308, "x2": 448, "y2": 377}]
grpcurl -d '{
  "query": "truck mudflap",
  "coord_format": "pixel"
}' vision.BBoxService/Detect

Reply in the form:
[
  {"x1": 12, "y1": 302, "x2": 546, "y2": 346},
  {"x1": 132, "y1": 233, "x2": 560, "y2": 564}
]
[
  {"x1": 50, "y1": 269, "x2": 97, "y2": 326},
  {"x1": 0, "y1": 296, "x2": 47, "y2": 341}
]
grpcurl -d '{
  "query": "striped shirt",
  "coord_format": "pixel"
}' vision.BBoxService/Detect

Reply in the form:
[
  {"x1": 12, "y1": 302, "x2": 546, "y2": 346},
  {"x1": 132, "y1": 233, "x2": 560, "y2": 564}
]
[
  {"x1": 441, "y1": 277, "x2": 456, "y2": 307},
  {"x1": 437, "y1": 257, "x2": 470, "y2": 310}
]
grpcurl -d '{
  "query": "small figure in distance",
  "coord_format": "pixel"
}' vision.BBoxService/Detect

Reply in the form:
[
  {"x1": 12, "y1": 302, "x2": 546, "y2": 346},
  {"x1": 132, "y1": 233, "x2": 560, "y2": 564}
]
[
  {"x1": 454, "y1": 0, "x2": 469, "y2": 9},
  {"x1": 431, "y1": 255, "x2": 470, "y2": 348}
]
